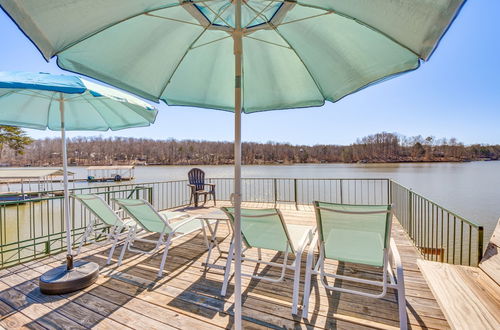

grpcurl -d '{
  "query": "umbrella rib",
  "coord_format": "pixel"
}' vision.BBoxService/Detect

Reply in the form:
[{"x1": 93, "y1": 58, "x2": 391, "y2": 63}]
[
  {"x1": 200, "y1": 1, "x2": 233, "y2": 28},
  {"x1": 190, "y1": 35, "x2": 232, "y2": 50},
  {"x1": 244, "y1": 0, "x2": 275, "y2": 29},
  {"x1": 274, "y1": 11, "x2": 334, "y2": 27},
  {"x1": 80, "y1": 94, "x2": 112, "y2": 130},
  {"x1": 2, "y1": 90, "x2": 53, "y2": 100},
  {"x1": 264, "y1": 0, "x2": 422, "y2": 59},
  {"x1": 144, "y1": 13, "x2": 203, "y2": 27},
  {"x1": 0, "y1": 90, "x2": 18, "y2": 99},
  {"x1": 45, "y1": 92, "x2": 57, "y2": 128},
  {"x1": 157, "y1": 3, "x2": 233, "y2": 99},
  {"x1": 51, "y1": 0, "x2": 219, "y2": 58},
  {"x1": 88, "y1": 91, "x2": 153, "y2": 131},
  {"x1": 243, "y1": 35, "x2": 290, "y2": 49},
  {"x1": 244, "y1": 2, "x2": 326, "y2": 101}
]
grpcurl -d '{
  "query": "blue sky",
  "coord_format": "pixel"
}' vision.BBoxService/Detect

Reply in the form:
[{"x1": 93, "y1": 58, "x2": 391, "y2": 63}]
[{"x1": 0, "y1": 1, "x2": 498, "y2": 146}]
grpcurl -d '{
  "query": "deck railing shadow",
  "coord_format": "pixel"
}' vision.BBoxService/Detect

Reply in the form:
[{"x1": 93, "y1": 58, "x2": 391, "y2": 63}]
[{"x1": 0, "y1": 231, "x2": 215, "y2": 328}]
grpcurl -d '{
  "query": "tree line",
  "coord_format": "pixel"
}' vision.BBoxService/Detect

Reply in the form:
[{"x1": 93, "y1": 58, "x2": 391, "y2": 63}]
[{"x1": 1, "y1": 132, "x2": 499, "y2": 166}]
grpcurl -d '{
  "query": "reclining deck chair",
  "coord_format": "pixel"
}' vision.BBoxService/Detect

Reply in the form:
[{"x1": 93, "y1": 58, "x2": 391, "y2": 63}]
[
  {"x1": 302, "y1": 201, "x2": 407, "y2": 329},
  {"x1": 114, "y1": 198, "x2": 216, "y2": 277},
  {"x1": 220, "y1": 207, "x2": 314, "y2": 315},
  {"x1": 73, "y1": 194, "x2": 136, "y2": 264}
]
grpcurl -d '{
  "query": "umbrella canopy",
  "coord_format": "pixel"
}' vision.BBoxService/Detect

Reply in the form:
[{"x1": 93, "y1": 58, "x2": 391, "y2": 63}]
[
  {"x1": 1, "y1": 0, "x2": 463, "y2": 111},
  {"x1": 0, "y1": 71, "x2": 157, "y2": 130},
  {"x1": 1, "y1": 0, "x2": 464, "y2": 326},
  {"x1": 0, "y1": 71, "x2": 158, "y2": 294}
]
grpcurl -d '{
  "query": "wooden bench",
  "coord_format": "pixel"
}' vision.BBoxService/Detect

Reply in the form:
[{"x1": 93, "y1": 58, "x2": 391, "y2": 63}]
[{"x1": 418, "y1": 219, "x2": 500, "y2": 329}]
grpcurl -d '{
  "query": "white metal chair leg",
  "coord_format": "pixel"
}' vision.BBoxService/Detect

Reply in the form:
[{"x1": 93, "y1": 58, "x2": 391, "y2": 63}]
[
  {"x1": 221, "y1": 239, "x2": 235, "y2": 296},
  {"x1": 302, "y1": 235, "x2": 318, "y2": 319},
  {"x1": 201, "y1": 221, "x2": 210, "y2": 249},
  {"x1": 291, "y1": 256, "x2": 301, "y2": 315},
  {"x1": 397, "y1": 278, "x2": 408, "y2": 330},
  {"x1": 292, "y1": 231, "x2": 313, "y2": 315},
  {"x1": 158, "y1": 234, "x2": 173, "y2": 277},
  {"x1": 106, "y1": 227, "x2": 121, "y2": 265},
  {"x1": 118, "y1": 227, "x2": 135, "y2": 266},
  {"x1": 76, "y1": 219, "x2": 94, "y2": 255},
  {"x1": 301, "y1": 253, "x2": 315, "y2": 318}
]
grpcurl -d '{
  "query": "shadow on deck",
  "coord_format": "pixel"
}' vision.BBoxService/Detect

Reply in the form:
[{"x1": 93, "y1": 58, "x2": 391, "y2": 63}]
[{"x1": 0, "y1": 202, "x2": 449, "y2": 329}]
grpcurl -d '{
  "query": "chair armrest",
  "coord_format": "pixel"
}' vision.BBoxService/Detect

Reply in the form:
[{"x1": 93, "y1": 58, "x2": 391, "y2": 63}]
[
  {"x1": 295, "y1": 226, "x2": 316, "y2": 256},
  {"x1": 389, "y1": 238, "x2": 404, "y2": 278},
  {"x1": 307, "y1": 231, "x2": 319, "y2": 269}
]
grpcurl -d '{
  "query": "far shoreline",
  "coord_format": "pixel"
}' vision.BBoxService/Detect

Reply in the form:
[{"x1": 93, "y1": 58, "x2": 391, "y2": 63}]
[{"x1": 2, "y1": 159, "x2": 498, "y2": 168}]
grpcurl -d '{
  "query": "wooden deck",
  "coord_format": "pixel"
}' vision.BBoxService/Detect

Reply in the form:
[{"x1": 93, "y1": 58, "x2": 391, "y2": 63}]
[{"x1": 0, "y1": 202, "x2": 450, "y2": 329}]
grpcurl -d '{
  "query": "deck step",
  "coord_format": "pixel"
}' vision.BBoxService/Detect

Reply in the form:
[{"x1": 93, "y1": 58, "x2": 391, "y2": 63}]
[{"x1": 418, "y1": 259, "x2": 500, "y2": 329}]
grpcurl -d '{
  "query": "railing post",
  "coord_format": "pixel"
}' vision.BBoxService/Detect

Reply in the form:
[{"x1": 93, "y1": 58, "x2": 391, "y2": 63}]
[
  {"x1": 273, "y1": 179, "x2": 277, "y2": 207},
  {"x1": 71, "y1": 195, "x2": 76, "y2": 248},
  {"x1": 408, "y1": 189, "x2": 413, "y2": 237},
  {"x1": 387, "y1": 179, "x2": 392, "y2": 204},
  {"x1": 339, "y1": 179, "x2": 343, "y2": 204},
  {"x1": 148, "y1": 187, "x2": 153, "y2": 204},
  {"x1": 294, "y1": 179, "x2": 298, "y2": 210},
  {"x1": 478, "y1": 226, "x2": 484, "y2": 264}
]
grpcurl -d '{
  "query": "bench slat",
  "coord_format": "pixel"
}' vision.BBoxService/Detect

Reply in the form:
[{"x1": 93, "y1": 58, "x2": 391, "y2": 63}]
[{"x1": 418, "y1": 259, "x2": 500, "y2": 330}]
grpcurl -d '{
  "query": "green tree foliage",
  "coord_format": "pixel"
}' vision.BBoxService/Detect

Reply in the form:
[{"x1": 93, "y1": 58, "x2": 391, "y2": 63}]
[{"x1": 0, "y1": 125, "x2": 33, "y2": 155}]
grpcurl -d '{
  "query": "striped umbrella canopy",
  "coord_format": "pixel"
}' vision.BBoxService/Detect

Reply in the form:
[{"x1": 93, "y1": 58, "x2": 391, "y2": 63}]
[{"x1": 1, "y1": 1, "x2": 465, "y2": 327}]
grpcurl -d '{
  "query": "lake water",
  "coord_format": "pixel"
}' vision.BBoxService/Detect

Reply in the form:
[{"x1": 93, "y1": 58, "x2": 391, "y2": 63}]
[{"x1": 3, "y1": 162, "x2": 500, "y2": 241}]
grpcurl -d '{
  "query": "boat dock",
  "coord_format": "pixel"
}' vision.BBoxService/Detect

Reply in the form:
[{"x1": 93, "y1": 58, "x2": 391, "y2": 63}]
[{"x1": 86, "y1": 166, "x2": 135, "y2": 182}]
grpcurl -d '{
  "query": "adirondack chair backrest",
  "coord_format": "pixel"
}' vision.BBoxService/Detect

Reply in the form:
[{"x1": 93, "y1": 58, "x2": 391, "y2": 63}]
[{"x1": 188, "y1": 168, "x2": 205, "y2": 191}]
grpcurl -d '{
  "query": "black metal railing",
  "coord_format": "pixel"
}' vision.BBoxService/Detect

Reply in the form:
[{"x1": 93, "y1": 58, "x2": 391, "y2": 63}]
[
  {"x1": 390, "y1": 180, "x2": 484, "y2": 266},
  {"x1": 0, "y1": 177, "x2": 483, "y2": 268}
]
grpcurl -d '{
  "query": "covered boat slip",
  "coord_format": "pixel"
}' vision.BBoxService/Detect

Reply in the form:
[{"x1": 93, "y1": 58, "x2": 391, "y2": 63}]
[
  {"x1": 0, "y1": 169, "x2": 75, "y2": 201},
  {"x1": 0, "y1": 202, "x2": 449, "y2": 329},
  {"x1": 87, "y1": 166, "x2": 135, "y2": 182}
]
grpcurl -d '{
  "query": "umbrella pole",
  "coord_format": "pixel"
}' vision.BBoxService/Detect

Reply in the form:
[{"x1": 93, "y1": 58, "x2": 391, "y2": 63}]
[
  {"x1": 233, "y1": 1, "x2": 243, "y2": 329},
  {"x1": 59, "y1": 94, "x2": 74, "y2": 270}
]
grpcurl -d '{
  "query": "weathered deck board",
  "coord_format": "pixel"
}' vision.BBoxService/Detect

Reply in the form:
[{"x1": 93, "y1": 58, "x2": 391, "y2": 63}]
[{"x1": 0, "y1": 202, "x2": 449, "y2": 329}]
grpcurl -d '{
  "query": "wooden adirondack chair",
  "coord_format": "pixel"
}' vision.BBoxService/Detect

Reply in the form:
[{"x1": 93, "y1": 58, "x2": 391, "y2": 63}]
[{"x1": 188, "y1": 168, "x2": 216, "y2": 207}]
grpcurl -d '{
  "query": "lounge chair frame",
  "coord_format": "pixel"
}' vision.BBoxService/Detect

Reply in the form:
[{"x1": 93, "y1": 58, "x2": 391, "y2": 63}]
[
  {"x1": 220, "y1": 207, "x2": 314, "y2": 315},
  {"x1": 114, "y1": 198, "x2": 215, "y2": 277},
  {"x1": 302, "y1": 202, "x2": 407, "y2": 330},
  {"x1": 73, "y1": 194, "x2": 134, "y2": 264}
]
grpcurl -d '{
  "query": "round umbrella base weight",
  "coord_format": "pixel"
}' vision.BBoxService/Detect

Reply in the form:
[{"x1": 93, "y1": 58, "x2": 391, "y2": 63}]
[{"x1": 39, "y1": 260, "x2": 99, "y2": 295}]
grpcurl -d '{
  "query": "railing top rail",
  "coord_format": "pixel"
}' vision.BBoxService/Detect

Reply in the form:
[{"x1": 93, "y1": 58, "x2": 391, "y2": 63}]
[
  {"x1": 207, "y1": 177, "x2": 391, "y2": 181},
  {"x1": 391, "y1": 179, "x2": 481, "y2": 228},
  {"x1": 0, "y1": 186, "x2": 151, "y2": 206}
]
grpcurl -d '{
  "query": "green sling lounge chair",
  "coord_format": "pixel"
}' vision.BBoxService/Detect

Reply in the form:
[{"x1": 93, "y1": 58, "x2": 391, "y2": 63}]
[
  {"x1": 220, "y1": 207, "x2": 314, "y2": 315},
  {"x1": 114, "y1": 198, "x2": 215, "y2": 277},
  {"x1": 302, "y1": 201, "x2": 407, "y2": 329},
  {"x1": 73, "y1": 194, "x2": 136, "y2": 264}
]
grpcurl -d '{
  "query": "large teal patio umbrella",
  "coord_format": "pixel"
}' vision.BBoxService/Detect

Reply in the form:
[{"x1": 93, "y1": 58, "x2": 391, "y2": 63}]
[
  {"x1": 0, "y1": 71, "x2": 158, "y2": 294},
  {"x1": 1, "y1": 1, "x2": 465, "y2": 328}
]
